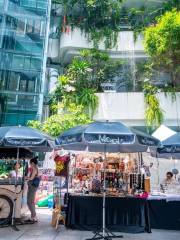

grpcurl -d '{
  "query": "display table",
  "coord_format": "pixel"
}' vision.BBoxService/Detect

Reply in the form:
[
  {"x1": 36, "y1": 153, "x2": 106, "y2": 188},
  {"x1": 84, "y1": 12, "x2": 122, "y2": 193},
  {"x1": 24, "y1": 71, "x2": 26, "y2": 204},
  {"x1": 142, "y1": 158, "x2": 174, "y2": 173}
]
[
  {"x1": 148, "y1": 199, "x2": 180, "y2": 230},
  {"x1": 66, "y1": 195, "x2": 151, "y2": 233}
]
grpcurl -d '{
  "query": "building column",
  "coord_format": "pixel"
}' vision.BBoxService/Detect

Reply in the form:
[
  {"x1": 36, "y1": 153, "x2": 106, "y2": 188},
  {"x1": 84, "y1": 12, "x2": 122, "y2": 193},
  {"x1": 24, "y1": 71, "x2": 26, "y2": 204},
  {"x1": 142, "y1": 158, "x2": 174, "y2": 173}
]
[{"x1": 38, "y1": 0, "x2": 52, "y2": 121}]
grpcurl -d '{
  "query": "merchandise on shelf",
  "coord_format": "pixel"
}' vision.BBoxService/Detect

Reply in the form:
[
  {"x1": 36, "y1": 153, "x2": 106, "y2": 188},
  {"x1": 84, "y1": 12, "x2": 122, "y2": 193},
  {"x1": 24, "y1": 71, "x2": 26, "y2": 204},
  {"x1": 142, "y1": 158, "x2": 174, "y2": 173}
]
[{"x1": 69, "y1": 153, "x2": 149, "y2": 196}]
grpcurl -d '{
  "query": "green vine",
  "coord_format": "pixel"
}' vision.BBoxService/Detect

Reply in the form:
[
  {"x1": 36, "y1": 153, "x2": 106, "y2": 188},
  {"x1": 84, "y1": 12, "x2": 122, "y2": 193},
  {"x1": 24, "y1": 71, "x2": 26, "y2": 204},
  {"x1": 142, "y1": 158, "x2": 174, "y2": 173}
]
[
  {"x1": 57, "y1": 0, "x2": 124, "y2": 49},
  {"x1": 143, "y1": 83, "x2": 164, "y2": 128},
  {"x1": 53, "y1": 0, "x2": 179, "y2": 48},
  {"x1": 128, "y1": 1, "x2": 180, "y2": 40}
]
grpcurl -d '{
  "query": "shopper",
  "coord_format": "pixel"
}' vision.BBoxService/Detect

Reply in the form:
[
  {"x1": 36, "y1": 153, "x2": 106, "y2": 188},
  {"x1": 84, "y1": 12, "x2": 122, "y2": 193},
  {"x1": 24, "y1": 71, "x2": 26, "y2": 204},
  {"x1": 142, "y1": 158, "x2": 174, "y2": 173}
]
[
  {"x1": 26, "y1": 157, "x2": 40, "y2": 222},
  {"x1": 9, "y1": 162, "x2": 22, "y2": 178}
]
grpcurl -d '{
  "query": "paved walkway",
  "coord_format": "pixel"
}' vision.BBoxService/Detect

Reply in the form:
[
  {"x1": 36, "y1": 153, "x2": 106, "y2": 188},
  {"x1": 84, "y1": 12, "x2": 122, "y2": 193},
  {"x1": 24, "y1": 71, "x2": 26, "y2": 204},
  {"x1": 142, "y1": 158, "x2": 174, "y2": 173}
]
[{"x1": 0, "y1": 209, "x2": 179, "y2": 240}]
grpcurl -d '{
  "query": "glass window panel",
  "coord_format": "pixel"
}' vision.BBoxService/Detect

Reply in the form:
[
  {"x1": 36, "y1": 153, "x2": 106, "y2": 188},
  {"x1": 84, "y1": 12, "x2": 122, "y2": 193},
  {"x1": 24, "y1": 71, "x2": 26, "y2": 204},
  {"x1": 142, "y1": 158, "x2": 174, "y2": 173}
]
[
  {"x1": 26, "y1": 19, "x2": 33, "y2": 33},
  {"x1": 16, "y1": 19, "x2": 26, "y2": 34},
  {"x1": 14, "y1": 41, "x2": 25, "y2": 52},
  {"x1": 34, "y1": 20, "x2": 41, "y2": 34},
  {"x1": 18, "y1": 95, "x2": 34, "y2": 106},
  {"x1": 30, "y1": 58, "x2": 41, "y2": 70},
  {"x1": 20, "y1": 0, "x2": 36, "y2": 8},
  {"x1": 40, "y1": 21, "x2": 46, "y2": 36},
  {"x1": 12, "y1": 55, "x2": 24, "y2": 69},
  {"x1": 24, "y1": 57, "x2": 31, "y2": 69},
  {"x1": 19, "y1": 79, "x2": 27, "y2": 91},
  {"x1": 2, "y1": 36, "x2": 15, "y2": 50},
  {"x1": 15, "y1": 41, "x2": 39, "y2": 53},
  {"x1": 8, "y1": 93, "x2": 17, "y2": 103},
  {"x1": 0, "y1": 15, "x2": 3, "y2": 27},
  {"x1": 27, "y1": 80, "x2": 35, "y2": 92},
  {"x1": 8, "y1": 72, "x2": 19, "y2": 91},
  {"x1": 37, "y1": 2, "x2": 47, "y2": 10},
  {"x1": 0, "y1": 36, "x2": 2, "y2": 49},
  {"x1": 33, "y1": 96, "x2": 38, "y2": 104},
  {"x1": 0, "y1": 71, "x2": 2, "y2": 88},
  {"x1": 0, "y1": 0, "x2": 4, "y2": 8},
  {"x1": 25, "y1": 95, "x2": 34, "y2": 101},
  {"x1": 24, "y1": 43, "x2": 33, "y2": 52},
  {"x1": 34, "y1": 74, "x2": 40, "y2": 92},
  {"x1": 0, "y1": 53, "x2": 2, "y2": 68},
  {"x1": 26, "y1": 19, "x2": 42, "y2": 34},
  {"x1": 31, "y1": 42, "x2": 43, "y2": 54},
  {"x1": 6, "y1": 16, "x2": 17, "y2": 30},
  {"x1": 0, "y1": 70, "x2": 7, "y2": 90},
  {"x1": 1, "y1": 53, "x2": 12, "y2": 70}
]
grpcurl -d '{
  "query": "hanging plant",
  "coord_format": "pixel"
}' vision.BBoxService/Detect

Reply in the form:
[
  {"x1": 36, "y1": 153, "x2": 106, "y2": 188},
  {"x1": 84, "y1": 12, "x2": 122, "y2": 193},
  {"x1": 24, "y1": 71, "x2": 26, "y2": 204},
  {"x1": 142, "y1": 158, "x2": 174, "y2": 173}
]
[
  {"x1": 54, "y1": 0, "x2": 179, "y2": 47},
  {"x1": 75, "y1": 88, "x2": 99, "y2": 117},
  {"x1": 143, "y1": 83, "x2": 164, "y2": 128},
  {"x1": 62, "y1": 89, "x2": 98, "y2": 118},
  {"x1": 58, "y1": 0, "x2": 123, "y2": 49}
]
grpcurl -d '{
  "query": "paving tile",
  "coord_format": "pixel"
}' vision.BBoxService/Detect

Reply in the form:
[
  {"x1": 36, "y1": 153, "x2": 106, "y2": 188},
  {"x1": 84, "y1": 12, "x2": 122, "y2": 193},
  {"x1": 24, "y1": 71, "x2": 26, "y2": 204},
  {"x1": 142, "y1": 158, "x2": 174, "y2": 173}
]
[{"x1": 1, "y1": 209, "x2": 180, "y2": 240}]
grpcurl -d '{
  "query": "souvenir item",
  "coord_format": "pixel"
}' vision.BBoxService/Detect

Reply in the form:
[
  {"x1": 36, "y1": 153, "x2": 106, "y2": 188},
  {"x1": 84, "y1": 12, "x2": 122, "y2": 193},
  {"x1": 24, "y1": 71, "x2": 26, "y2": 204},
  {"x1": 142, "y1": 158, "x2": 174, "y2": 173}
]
[{"x1": 54, "y1": 155, "x2": 70, "y2": 177}]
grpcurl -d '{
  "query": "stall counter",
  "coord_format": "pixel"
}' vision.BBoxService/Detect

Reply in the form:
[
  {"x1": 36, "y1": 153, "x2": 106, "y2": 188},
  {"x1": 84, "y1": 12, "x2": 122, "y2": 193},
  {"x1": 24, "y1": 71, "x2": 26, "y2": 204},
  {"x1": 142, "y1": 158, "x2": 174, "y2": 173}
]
[{"x1": 66, "y1": 194, "x2": 151, "y2": 233}]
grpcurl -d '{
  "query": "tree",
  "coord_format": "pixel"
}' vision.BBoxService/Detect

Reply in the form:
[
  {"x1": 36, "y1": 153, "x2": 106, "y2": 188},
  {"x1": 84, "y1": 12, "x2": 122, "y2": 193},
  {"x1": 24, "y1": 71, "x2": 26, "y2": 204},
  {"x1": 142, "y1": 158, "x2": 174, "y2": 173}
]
[
  {"x1": 144, "y1": 9, "x2": 180, "y2": 87},
  {"x1": 51, "y1": 49, "x2": 125, "y2": 117},
  {"x1": 27, "y1": 104, "x2": 91, "y2": 137}
]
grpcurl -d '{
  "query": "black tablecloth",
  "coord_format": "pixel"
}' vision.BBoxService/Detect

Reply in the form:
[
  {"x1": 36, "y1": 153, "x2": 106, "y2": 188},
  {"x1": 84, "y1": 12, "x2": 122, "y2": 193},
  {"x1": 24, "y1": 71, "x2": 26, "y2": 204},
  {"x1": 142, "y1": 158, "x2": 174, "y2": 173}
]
[
  {"x1": 148, "y1": 200, "x2": 180, "y2": 230},
  {"x1": 66, "y1": 195, "x2": 151, "y2": 233}
]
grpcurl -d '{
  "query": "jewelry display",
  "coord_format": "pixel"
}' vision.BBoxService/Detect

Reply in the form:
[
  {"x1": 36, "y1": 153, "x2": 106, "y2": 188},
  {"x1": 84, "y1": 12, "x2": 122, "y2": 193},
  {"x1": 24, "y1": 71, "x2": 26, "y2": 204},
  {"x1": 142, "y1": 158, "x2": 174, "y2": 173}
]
[{"x1": 70, "y1": 152, "x2": 149, "y2": 196}]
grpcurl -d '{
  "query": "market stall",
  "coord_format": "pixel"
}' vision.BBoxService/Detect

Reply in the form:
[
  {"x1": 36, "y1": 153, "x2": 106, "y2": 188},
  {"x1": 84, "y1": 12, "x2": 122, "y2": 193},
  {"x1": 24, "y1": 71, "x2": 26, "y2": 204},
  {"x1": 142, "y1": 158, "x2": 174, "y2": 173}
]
[
  {"x1": 0, "y1": 126, "x2": 54, "y2": 230},
  {"x1": 55, "y1": 121, "x2": 159, "y2": 239},
  {"x1": 59, "y1": 150, "x2": 180, "y2": 232},
  {"x1": 0, "y1": 149, "x2": 31, "y2": 223},
  {"x1": 61, "y1": 151, "x2": 150, "y2": 233}
]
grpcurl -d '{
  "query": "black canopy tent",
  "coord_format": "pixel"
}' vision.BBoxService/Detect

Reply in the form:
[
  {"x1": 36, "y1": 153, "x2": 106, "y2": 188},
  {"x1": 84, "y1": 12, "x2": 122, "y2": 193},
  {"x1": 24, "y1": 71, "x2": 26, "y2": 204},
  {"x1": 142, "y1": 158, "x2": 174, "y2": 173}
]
[
  {"x1": 0, "y1": 126, "x2": 54, "y2": 230},
  {"x1": 156, "y1": 133, "x2": 180, "y2": 158},
  {"x1": 56, "y1": 121, "x2": 160, "y2": 240}
]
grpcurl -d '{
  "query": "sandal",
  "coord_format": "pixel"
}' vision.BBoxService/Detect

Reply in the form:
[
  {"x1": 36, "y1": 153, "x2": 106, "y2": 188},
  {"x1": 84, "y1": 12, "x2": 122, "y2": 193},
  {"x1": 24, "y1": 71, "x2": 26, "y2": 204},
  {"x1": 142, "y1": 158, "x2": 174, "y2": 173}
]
[
  {"x1": 31, "y1": 217, "x2": 38, "y2": 223},
  {"x1": 24, "y1": 219, "x2": 35, "y2": 224}
]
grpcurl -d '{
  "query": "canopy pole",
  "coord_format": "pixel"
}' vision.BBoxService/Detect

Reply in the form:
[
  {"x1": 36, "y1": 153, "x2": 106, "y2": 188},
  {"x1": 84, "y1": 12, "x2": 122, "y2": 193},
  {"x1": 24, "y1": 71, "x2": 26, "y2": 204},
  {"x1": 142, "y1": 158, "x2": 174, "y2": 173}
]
[
  {"x1": 102, "y1": 144, "x2": 106, "y2": 238},
  {"x1": 155, "y1": 151, "x2": 160, "y2": 187},
  {"x1": 11, "y1": 147, "x2": 20, "y2": 231},
  {"x1": 137, "y1": 152, "x2": 141, "y2": 173},
  {"x1": 16, "y1": 147, "x2": 19, "y2": 163}
]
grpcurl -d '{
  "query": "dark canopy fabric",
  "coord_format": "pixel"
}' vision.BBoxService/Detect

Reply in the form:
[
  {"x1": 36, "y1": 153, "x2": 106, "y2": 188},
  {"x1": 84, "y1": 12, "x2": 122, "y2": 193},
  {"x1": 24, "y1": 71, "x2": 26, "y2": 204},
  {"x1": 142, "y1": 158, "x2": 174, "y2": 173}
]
[
  {"x1": 56, "y1": 121, "x2": 160, "y2": 153},
  {"x1": 0, "y1": 148, "x2": 33, "y2": 159},
  {"x1": 0, "y1": 126, "x2": 54, "y2": 152},
  {"x1": 152, "y1": 133, "x2": 180, "y2": 159}
]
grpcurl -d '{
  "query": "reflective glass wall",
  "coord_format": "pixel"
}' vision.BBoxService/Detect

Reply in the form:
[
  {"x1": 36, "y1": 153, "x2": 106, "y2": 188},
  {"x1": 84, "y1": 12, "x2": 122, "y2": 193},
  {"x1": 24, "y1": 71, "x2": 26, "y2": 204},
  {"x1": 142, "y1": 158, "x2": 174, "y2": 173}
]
[{"x1": 0, "y1": 0, "x2": 50, "y2": 126}]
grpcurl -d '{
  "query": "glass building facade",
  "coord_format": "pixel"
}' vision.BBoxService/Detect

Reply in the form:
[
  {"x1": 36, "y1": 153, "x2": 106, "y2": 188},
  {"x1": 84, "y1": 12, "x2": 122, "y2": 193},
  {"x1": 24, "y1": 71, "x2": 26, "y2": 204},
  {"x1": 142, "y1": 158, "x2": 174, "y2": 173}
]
[{"x1": 0, "y1": 0, "x2": 50, "y2": 126}]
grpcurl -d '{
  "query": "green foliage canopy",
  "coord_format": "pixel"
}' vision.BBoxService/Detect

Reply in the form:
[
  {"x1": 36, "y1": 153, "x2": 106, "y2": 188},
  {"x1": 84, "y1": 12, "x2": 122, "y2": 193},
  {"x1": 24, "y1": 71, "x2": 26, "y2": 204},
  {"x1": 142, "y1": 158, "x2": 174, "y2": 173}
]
[
  {"x1": 52, "y1": 49, "x2": 125, "y2": 116},
  {"x1": 27, "y1": 104, "x2": 91, "y2": 137},
  {"x1": 144, "y1": 9, "x2": 180, "y2": 86}
]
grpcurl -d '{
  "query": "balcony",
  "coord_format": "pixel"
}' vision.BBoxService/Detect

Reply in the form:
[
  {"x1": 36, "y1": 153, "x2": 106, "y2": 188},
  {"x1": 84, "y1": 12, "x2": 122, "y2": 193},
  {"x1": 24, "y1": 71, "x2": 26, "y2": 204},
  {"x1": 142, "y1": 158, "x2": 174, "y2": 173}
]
[
  {"x1": 59, "y1": 29, "x2": 146, "y2": 64},
  {"x1": 94, "y1": 92, "x2": 180, "y2": 127}
]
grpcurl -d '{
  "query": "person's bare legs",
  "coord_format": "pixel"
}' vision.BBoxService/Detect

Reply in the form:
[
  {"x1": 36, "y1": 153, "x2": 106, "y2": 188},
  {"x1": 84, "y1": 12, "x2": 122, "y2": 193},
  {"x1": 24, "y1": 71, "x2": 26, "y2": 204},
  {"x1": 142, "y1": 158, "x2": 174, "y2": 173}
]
[{"x1": 27, "y1": 184, "x2": 38, "y2": 221}]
